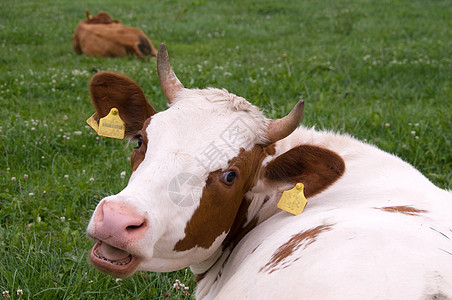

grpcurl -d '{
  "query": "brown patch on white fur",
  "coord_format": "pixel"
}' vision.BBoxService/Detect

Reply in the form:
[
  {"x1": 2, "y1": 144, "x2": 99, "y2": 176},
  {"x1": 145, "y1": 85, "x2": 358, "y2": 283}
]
[
  {"x1": 174, "y1": 144, "x2": 346, "y2": 252},
  {"x1": 174, "y1": 146, "x2": 266, "y2": 251},
  {"x1": 130, "y1": 118, "x2": 151, "y2": 172},
  {"x1": 260, "y1": 224, "x2": 334, "y2": 274},
  {"x1": 376, "y1": 205, "x2": 428, "y2": 216},
  {"x1": 264, "y1": 144, "x2": 345, "y2": 198}
]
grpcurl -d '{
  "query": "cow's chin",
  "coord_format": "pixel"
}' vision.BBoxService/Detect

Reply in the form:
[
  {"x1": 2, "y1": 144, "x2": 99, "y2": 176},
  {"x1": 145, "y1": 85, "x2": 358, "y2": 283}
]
[{"x1": 90, "y1": 241, "x2": 141, "y2": 278}]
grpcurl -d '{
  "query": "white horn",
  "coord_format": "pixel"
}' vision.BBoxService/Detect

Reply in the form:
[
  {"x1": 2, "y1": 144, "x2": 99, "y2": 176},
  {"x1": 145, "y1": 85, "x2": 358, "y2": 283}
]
[
  {"x1": 157, "y1": 43, "x2": 184, "y2": 104},
  {"x1": 266, "y1": 100, "x2": 304, "y2": 144}
]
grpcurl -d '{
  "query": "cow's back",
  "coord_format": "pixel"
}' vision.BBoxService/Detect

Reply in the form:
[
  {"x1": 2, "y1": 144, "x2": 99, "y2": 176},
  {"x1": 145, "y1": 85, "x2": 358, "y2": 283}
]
[
  {"x1": 73, "y1": 22, "x2": 157, "y2": 57},
  {"x1": 198, "y1": 127, "x2": 452, "y2": 299},
  {"x1": 208, "y1": 190, "x2": 452, "y2": 299}
]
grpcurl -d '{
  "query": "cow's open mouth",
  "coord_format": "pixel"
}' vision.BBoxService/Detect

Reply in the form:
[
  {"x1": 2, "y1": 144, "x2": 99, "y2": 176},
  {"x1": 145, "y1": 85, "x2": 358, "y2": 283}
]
[{"x1": 90, "y1": 241, "x2": 140, "y2": 278}]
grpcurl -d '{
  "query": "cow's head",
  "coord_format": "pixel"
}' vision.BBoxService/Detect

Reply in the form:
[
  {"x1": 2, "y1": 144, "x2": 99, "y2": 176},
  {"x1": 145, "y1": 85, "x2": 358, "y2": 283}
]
[
  {"x1": 84, "y1": 10, "x2": 119, "y2": 24},
  {"x1": 86, "y1": 44, "x2": 345, "y2": 278}
]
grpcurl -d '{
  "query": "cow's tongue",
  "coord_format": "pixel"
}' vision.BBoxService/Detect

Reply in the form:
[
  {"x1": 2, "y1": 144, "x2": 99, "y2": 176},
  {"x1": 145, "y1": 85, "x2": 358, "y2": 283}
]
[{"x1": 98, "y1": 242, "x2": 130, "y2": 262}]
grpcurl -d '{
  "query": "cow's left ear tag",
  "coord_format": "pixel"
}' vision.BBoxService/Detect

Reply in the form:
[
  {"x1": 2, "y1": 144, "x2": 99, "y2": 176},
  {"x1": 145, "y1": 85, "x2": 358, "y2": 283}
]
[
  {"x1": 277, "y1": 183, "x2": 308, "y2": 216},
  {"x1": 97, "y1": 108, "x2": 125, "y2": 139}
]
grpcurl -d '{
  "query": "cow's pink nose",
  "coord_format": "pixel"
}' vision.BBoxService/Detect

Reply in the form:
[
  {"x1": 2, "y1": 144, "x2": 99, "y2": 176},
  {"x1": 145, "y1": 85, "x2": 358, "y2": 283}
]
[{"x1": 93, "y1": 201, "x2": 148, "y2": 245}]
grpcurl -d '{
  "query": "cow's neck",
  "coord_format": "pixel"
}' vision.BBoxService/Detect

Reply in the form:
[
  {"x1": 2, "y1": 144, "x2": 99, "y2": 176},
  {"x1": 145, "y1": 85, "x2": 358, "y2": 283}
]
[{"x1": 190, "y1": 190, "x2": 281, "y2": 282}]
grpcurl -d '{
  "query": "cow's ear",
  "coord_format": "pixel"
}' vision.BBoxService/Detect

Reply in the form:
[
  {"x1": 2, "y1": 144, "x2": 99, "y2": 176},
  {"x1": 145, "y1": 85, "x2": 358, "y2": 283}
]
[
  {"x1": 89, "y1": 72, "x2": 157, "y2": 138},
  {"x1": 263, "y1": 145, "x2": 345, "y2": 198}
]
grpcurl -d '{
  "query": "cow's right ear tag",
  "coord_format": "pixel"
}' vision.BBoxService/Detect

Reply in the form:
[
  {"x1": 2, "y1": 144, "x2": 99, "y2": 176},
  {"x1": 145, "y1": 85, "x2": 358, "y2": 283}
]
[
  {"x1": 97, "y1": 108, "x2": 125, "y2": 139},
  {"x1": 277, "y1": 183, "x2": 308, "y2": 216}
]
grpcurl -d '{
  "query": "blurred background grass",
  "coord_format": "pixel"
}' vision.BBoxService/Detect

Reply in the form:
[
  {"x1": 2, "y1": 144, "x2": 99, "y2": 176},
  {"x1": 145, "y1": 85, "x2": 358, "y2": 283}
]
[{"x1": 1, "y1": 0, "x2": 451, "y2": 298}]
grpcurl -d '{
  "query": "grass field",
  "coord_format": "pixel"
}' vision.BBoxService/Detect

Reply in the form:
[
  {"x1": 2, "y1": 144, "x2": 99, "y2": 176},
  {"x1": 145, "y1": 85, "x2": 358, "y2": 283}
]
[{"x1": 1, "y1": 0, "x2": 451, "y2": 298}]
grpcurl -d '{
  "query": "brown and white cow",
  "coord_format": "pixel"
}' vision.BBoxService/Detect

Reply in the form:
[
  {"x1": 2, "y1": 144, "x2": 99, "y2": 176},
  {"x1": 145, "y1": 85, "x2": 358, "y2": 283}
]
[
  {"x1": 86, "y1": 44, "x2": 452, "y2": 299},
  {"x1": 72, "y1": 10, "x2": 158, "y2": 58}
]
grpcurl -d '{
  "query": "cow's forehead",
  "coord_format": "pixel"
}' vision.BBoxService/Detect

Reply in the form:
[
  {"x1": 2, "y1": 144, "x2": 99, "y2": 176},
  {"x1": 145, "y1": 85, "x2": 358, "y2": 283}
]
[{"x1": 143, "y1": 88, "x2": 268, "y2": 174}]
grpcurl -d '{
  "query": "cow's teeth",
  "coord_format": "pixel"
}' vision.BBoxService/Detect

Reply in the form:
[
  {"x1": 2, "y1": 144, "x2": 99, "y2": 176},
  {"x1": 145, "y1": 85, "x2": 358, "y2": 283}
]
[{"x1": 94, "y1": 246, "x2": 132, "y2": 265}]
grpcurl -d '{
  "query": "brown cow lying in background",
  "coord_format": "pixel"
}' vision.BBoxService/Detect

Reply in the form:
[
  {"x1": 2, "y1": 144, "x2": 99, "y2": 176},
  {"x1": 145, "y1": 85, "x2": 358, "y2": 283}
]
[{"x1": 72, "y1": 10, "x2": 158, "y2": 58}]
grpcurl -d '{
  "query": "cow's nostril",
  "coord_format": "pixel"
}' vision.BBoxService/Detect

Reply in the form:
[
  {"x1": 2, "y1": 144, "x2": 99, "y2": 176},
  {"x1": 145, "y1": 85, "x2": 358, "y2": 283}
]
[{"x1": 126, "y1": 222, "x2": 146, "y2": 232}]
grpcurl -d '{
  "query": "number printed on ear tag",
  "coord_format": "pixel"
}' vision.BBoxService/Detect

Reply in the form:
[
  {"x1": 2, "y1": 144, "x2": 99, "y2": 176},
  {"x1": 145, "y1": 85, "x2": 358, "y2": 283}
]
[
  {"x1": 277, "y1": 183, "x2": 308, "y2": 216},
  {"x1": 97, "y1": 108, "x2": 125, "y2": 139}
]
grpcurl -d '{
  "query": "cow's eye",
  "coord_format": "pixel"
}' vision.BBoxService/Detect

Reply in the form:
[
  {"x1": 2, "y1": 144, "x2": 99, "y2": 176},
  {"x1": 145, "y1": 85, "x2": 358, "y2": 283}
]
[
  {"x1": 220, "y1": 170, "x2": 236, "y2": 185},
  {"x1": 136, "y1": 136, "x2": 143, "y2": 149}
]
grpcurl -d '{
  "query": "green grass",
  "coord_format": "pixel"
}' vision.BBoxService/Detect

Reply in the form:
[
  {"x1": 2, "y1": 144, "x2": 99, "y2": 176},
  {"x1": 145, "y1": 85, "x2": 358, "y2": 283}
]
[{"x1": 1, "y1": 0, "x2": 451, "y2": 298}]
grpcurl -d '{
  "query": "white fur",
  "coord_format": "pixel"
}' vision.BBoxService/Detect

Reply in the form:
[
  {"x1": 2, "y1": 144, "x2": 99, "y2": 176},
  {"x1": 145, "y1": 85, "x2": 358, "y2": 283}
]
[
  {"x1": 196, "y1": 126, "x2": 452, "y2": 299},
  {"x1": 87, "y1": 87, "x2": 452, "y2": 299},
  {"x1": 87, "y1": 88, "x2": 269, "y2": 272}
]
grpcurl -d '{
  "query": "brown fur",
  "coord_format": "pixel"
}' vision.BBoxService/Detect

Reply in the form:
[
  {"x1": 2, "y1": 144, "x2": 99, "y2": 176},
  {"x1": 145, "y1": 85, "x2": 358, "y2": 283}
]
[
  {"x1": 88, "y1": 71, "x2": 346, "y2": 259},
  {"x1": 260, "y1": 225, "x2": 334, "y2": 274},
  {"x1": 85, "y1": 10, "x2": 119, "y2": 24},
  {"x1": 376, "y1": 205, "x2": 428, "y2": 216},
  {"x1": 264, "y1": 144, "x2": 345, "y2": 198},
  {"x1": 89, "y1": 72, "x2": 156, "y2": 138},
  {"x1": 73, "y1": 11, "x2": 158, "y2": 58},
  {"x1": 130, "y1": 118, "x2": 151, "y2": 172},
  {"x1": 174, "y1": 146, "x2": 266, "y2": 251},
  {"x1": 174, "y1": 143, "x2": 345, "y2": 253}
]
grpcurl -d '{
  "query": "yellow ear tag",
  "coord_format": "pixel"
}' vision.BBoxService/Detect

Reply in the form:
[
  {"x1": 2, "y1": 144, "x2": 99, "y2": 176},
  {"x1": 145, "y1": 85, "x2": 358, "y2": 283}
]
[
  {"x1": 97, "y1": 108, "x2": 125, "y2": 139},
  {"x1": 86, "y1": 113, "x2": 99, "y2": 133},
  {"x1": 277, "y1": 183, "x2": 308, "y2": 216}
]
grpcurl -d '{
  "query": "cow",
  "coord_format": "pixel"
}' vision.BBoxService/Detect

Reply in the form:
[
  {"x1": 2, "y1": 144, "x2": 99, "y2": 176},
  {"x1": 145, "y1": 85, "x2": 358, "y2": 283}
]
[
  {"x1": 72, "y1": 10, "x2": 158, "y2": 58},
  {"x1": 86, "y1": 44, "x2": 452, "y2": 299}
]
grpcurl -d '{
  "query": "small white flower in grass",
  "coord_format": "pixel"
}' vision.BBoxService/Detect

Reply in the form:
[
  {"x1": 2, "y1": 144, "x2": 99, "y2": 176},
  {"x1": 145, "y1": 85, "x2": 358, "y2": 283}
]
[
  {"x1": 88, "y1": 280, "x2": 93, "y2": 284},
  {"x1": 82, "y1": 170, "x2": 86, "y2": 174},
  {"x1": 82, "y1": 145, "x2": 86, "y2": 148},
  {"x1": 29, "y1": 192, "x2": 34, "y2": 196},
  {"x1": 2, "y1": 291, "x2": 10, "y2": 298},
  {"x1": 411, "y1": 131, "x2": 416, "y2": 136},
  {"x1": 63, "y1": 115, "x2": 68, "y2": 121},
  {"x1": 24, "y1": 174, "x2": 28, "y2": 179},
  {"x1": 73, "y1": 131, "x2": 82, "y2": 136},
  {"x1": 11, "y1": 177, "x2": 16, "y2": 181},
  {"x1": 120, "y1": 171, "x2": 126, "y2": 179},
  {"x1": 31, "y1": 127, "x2": 35, "y2": 131},
  {"x1": 16, "y1": 289, "x2": 23, "y2": 296},
  {"x1": 60, "y1": 216, "x2": 65, "y2": 222},
  {"x1": 41, "y1": 156, "x2": 45, "y2": 159},
  {"x1": 115, "y1": 278, "x2": 122, "y2": 283},
  {"x1": 89, "y1": 177, "x2": 94, "y2": 182},
  {"x1": 384, "y1": 123, "x2": 390, "y2": 127},
  {"x1": 64, "y1": 175, "x2": 69, "y2": 179}
]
